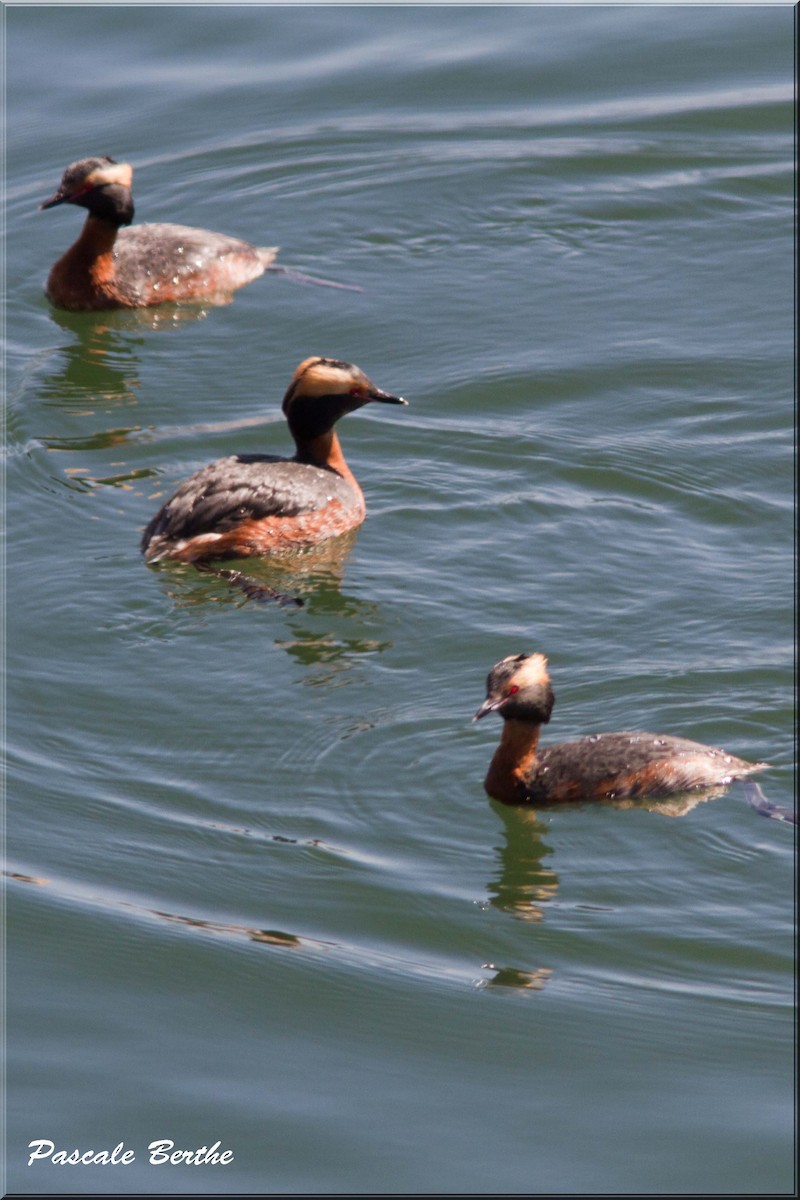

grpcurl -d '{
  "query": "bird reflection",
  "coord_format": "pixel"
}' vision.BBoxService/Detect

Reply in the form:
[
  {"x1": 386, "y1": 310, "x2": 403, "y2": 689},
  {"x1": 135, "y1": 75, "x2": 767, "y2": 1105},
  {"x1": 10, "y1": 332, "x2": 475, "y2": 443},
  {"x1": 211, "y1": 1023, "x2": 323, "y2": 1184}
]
[
  {"x1": 151, "y1": 530, "x2": 365, "y2": 611},
  {"x1": 481, "y1": 787, "x2": 730, "y2": 992},
  {"x1": 487, "y1": 802, "x2": 559, "y2": 922},
  {"x1": 147, "y1": 532, "x2": 393, "y2": 676},
  {"x1": 40, "y1": 310, "x2": 148, "y2": 411},
  {"x1": 4, "y1": 868, "x2": 323, "y2": 952},
  {"x1": 488, "y1": 787, "x2": 720, "y2": 925},
  {"x1": 48, "y1": 298, "x2": 217, "y2": 338},
  {"x1": 479, "y1": 965, "x2": 553, "y2": 991},
  {"x1": 151, "y1": 909, "x2": 305, "y2": 949}
]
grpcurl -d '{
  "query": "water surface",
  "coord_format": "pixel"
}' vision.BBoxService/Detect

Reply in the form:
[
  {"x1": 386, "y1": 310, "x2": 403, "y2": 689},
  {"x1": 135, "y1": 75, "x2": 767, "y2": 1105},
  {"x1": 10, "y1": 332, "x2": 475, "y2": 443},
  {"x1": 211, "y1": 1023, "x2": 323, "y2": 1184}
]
[{"x1": 4, "y1": 4, "x2": 795, "y2": 1195}]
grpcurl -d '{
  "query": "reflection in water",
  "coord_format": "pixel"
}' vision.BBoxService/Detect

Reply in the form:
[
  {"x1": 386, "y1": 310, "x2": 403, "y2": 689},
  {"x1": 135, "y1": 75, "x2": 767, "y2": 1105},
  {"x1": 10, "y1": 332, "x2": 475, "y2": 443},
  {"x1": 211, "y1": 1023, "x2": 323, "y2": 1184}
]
[
  {"x1": 62, "y1": 464, "x2": 157, "y2": 494},
  {"x1": 151, "y1": 910, "x2": 304, "y2": 949},
  {"x1": 488, "y1": 802, "x2": 559, "y2": 923},
  {"x1": 743, "y1": 781, "x2": 797, "y2": 824},
  {"x1": 275, "y1": 556, "x2": 392, "y2": 679},
  {"x1": 149, "y1": 534, "x2": 392, "y2": 672},
  {"x1": 42, "y1": 426, "x2": 145, "y2": 452},
  {"x1": 596, "y1": 790, "x2": 718, "y2": 818},
  {"x1": 39, "y1": 312, "x2": 148, "y2": 412},
  {"x1": 38, "y1": 300, "x2": 227, "y2": 419},
  {"x1": 479, "y1": 965, "x2": 553, "y2": 991},
  {"x1": 148, "y1": 533, "x2": 357, "y2": 608},
  {"x1": 277, "y1": 623, "x2": 391, "y2": 675},
  {"x1": 478, "y1": 806, "x2": 558, "y2": 993},
  {"x1": 488, "y1": 788, "x2": 720, "y2": 924},
  {"x1": 143, "y1": 532, "x2": 393, "y2": 675},
  {"x1": 482, "y1": 787, "x2": 730, "y2": 991},
  {"x1": 4, "y1": 869, "x2": 321, "y2": 953},
  {"x1": 48, "y1": 298, "x2": 218, "y2": 339}
]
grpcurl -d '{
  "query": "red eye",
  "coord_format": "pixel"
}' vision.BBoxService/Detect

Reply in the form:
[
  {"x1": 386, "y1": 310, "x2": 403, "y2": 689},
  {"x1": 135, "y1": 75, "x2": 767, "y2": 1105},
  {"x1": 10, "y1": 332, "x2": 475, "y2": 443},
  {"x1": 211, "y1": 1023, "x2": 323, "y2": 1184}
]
[{"x1": 508, "y1": 685, "x2": 519, "y2": 695}]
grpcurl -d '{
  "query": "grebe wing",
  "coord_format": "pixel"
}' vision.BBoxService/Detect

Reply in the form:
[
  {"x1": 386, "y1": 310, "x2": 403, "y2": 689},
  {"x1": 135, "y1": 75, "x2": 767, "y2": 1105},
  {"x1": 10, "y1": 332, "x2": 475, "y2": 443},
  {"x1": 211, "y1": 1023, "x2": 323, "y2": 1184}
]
[
  {"x1": 114, "y1": 224, "x2": 273, "y2": 289},
  {"x1": 533, "y1": 732, "x2": 764, "y2": 801},
  {"x1": 143, "y1": 455, "x2": 355, "y2": 544}
]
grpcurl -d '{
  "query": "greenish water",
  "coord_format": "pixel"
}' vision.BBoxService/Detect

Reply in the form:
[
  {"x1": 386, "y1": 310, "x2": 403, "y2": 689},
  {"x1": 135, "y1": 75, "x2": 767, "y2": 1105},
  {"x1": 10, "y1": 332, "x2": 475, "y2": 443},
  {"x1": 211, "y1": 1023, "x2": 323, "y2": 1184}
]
[{"x1": 4, "y1": 4, "x2": 795, "y2": 1195}]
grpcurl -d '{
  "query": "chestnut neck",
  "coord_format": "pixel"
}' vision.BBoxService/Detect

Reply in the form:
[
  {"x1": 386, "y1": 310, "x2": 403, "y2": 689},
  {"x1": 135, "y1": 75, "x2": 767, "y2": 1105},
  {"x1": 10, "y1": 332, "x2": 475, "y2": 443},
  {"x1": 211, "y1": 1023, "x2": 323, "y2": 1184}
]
[
  {"x1": 68, "y1": 213, "x2": 119, "y2": 264},
  {"x1": 47, "y1": 215, "x2": 122, "y2": 308},
  {"x1": 294, "y1": 430, "x2": 364, "y2": 503},
  {"x1": 485, "y1": 718, "x2": 542, "y2": 804}
]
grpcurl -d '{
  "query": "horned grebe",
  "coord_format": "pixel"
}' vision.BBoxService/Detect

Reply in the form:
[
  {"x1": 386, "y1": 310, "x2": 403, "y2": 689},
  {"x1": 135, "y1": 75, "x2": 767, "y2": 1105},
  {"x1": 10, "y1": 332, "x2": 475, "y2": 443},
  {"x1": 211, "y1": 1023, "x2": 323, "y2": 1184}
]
[
  {"x1": 474, "y1": 653, "x2": 768, "y2": 805},
  {"x1": 141, "y1": 356, "x2": 406, "y2": 564},
  {"x1": 40, "y1": 156, "x2": 278, "y2": 310}
]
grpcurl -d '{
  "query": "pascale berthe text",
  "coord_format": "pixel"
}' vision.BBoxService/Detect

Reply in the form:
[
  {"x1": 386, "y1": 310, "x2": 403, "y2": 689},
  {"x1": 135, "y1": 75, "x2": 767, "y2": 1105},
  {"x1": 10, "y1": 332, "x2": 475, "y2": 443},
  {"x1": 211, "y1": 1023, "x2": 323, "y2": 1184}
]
[{"x1": 27, "y1": 1139, "x2": 234, "y2": 1166}]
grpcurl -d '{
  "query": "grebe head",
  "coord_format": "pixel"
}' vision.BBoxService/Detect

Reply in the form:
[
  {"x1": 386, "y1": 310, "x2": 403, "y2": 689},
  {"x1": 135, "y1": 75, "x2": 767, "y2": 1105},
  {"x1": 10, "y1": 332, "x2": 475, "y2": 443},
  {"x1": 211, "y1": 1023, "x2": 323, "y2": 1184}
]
[
  {"x1": 40, "y1": 156, "x2": 134, "y2": 225},
  {"x1": 474, "y1": 653, "x2": 555, "y2": 725},
  {"x1": 282, "y1": 357, "x2": 407, "y2": 442}
]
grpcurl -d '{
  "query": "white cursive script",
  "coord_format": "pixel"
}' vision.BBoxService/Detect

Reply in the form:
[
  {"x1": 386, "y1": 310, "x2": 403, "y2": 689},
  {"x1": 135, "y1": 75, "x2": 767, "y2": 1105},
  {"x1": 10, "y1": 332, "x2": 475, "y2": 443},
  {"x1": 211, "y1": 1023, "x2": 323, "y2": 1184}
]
[
  {"x1": 27, "y1": 1138, "x2": 234, "y2": 1167},
  {"x1": 27, "y1": 1141, "x2": 135, "y2": 1167},
  {"x1": 148, "y1": 1139, "x2": 234, "y2": 1165}
]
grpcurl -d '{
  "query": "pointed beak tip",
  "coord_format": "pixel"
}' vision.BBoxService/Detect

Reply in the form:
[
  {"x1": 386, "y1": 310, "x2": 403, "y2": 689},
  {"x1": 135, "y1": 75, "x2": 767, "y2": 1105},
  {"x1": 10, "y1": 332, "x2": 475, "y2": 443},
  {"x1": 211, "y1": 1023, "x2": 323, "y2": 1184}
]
[
  {"x1": 374, "y1": 393, "x2": 408, "y2": 406},
  {"x1": 474, "y1": 696, "x2": 504, "y2": 721}
]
